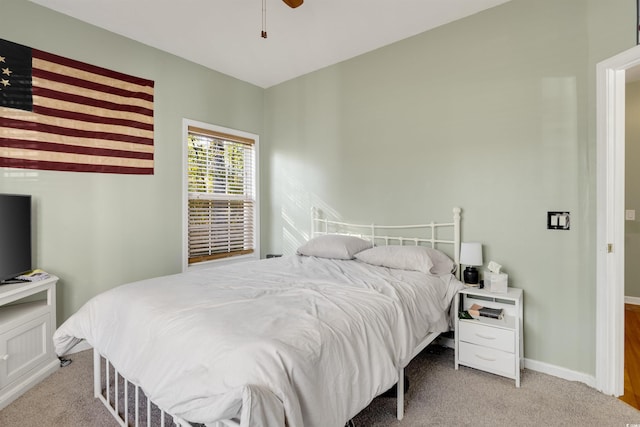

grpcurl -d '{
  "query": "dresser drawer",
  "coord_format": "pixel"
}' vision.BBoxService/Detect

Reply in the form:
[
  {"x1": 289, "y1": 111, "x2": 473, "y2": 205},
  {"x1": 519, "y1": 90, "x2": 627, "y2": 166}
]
[
  {"x1": 458, "y1": 321, "x2": 514, "y2": 353},
  {"x1": 458, "y1": 341, "x2": 516, "y2": 377}
]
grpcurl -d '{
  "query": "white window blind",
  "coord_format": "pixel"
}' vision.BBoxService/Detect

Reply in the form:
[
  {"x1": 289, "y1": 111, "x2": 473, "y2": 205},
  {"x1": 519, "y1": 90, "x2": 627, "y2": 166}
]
[{"x1": 187, "y1": 126, "x2": 256, "y2": 264}]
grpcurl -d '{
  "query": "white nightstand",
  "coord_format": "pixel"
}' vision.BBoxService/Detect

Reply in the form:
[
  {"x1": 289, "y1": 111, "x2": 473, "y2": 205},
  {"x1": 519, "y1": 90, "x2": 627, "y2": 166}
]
[
  {"x1": 454, "y1": 286, "x2": 523, "y2": 387},
  {"x1": 0, "y1": 276, "x2": 59, "y2": 409}
]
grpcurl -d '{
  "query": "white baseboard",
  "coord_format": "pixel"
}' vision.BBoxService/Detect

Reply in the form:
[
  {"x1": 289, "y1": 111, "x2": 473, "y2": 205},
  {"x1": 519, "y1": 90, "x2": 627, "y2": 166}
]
[
  {"x1": 524, "y1": 358, "x2": 596, "y2": 388},
  {"x1": 436, "y1": 335, "x2": 597, "y2": 390},
  {"x1": 0, "y1": 359, "x2": 58, "y2": 411},
  {"x1": 625, "y1": 296, "x2": 640, "y2": 305}
]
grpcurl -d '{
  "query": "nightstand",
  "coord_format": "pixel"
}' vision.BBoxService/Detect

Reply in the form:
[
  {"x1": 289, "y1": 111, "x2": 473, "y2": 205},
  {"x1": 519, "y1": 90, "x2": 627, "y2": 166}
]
[
  {"x1": 454, "y1": 286, "x2": 523, "y2": 387},
  {"x1": 0, "y1": 276, "x2": 59, "y2": 409}
]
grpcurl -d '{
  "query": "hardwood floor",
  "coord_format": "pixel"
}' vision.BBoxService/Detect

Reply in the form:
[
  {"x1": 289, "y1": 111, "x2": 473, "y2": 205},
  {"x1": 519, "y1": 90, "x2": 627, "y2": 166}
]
[{"x1": 621, "y1": 304, "x2": 640, "y2": 409}]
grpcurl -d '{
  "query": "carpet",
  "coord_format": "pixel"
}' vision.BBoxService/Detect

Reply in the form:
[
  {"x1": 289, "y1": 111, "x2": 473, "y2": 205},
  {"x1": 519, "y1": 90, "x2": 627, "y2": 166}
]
[{"x1": 1, "y1": 346, "x2": 638, "y2": 426}]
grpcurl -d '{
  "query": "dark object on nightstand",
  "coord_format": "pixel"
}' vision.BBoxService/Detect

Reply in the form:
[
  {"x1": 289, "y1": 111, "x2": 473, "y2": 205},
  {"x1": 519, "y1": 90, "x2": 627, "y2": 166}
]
[
  {"x1": 459, "y1": 310, "x2": 474, "y2": 320},
  {"x1": 266, "y1": 254, "x2": 282, "y2": 258},
  {"x1": 463, "y1": 266, "x2": 479, "y2": 284}
]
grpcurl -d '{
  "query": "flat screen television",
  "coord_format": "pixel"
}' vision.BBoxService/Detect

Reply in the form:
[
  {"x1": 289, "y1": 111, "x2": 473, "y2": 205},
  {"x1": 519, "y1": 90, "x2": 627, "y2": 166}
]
[{"x1": 0, "y1": 194, "x2": 32, "y2": 283}]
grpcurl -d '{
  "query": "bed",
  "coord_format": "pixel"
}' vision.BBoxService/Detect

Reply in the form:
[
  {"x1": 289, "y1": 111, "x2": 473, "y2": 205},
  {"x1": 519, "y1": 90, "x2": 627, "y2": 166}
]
[{"x1": 53, "y1": 207, "x2": 465, "y2": 427}]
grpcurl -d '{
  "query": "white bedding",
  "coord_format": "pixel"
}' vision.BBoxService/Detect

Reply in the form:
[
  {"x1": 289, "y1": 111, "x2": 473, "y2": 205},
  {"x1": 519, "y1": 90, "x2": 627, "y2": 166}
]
[{"x1": 54, "y1": 255, "x2": 464, "y2": 427}]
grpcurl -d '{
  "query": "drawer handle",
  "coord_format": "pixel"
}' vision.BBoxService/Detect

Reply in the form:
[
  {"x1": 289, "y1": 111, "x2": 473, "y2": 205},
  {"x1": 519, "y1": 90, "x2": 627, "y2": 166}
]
[
  {"x1": 0, "y1": 354, "x2": 8, "y2": 361},
  {"x1": 475, "y1": 333, "x2": 496, "y2": 340},
  {"x1": 475, "y1": 353, "x2": 497, "y2": 362}
]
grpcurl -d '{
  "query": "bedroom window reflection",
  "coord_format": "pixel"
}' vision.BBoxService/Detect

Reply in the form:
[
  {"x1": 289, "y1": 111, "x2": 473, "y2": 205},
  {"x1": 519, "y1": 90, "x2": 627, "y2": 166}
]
[{"x1": 187, "y1": 124, "x2": 257, "y2": 264}]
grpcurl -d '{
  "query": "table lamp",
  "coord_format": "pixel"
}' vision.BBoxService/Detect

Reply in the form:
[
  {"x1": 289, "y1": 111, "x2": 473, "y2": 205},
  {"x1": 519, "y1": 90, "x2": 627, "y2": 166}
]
[{"x1": 460, "y1": 242, "x2": 483, "y2": 284}]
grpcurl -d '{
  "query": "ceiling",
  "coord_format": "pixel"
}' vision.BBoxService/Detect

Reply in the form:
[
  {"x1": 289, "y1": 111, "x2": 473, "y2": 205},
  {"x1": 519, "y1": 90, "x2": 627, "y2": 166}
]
[{"x1": 29, "y1": 0, "x2": 512, "y2": 88}]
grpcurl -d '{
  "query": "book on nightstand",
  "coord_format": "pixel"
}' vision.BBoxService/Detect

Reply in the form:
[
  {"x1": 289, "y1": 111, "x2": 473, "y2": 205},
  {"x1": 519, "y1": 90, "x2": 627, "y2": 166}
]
[
  {"x1": 15, "y1": 269, "x2": 51, "y2": 282},
  {"x1": 468, "y1": 303, "x2": 504, "y2": 320},
  {"x1": 458, "y1": 310, "x2": 474, "y2": 320}
]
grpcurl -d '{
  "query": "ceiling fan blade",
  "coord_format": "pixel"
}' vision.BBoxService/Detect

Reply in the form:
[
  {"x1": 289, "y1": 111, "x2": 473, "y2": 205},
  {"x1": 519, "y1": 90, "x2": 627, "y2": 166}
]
[{"x1": 283, "y1": 0, "x2": 303, "y2": 8}]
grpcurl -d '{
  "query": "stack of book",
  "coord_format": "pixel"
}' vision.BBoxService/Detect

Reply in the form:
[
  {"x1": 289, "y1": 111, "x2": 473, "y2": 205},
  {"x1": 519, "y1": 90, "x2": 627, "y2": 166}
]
[
  {"x1": 15, "y1": 269, "x2": 51, "y2": 282},
  {"x1": 466, "y1": 303, "x2": 504, "y2": 320}
]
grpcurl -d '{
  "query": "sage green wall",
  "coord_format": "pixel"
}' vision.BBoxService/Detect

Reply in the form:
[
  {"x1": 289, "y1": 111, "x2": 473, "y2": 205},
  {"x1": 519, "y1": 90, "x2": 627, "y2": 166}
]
[
  {"x1": 1, "y1": 0, "x2": 264, "y2": 325},
  {"x1": 263, "y1": 0, "x2": 634, "y2": 375},
  {"x1": 1, "y1": 0, "x2": 634, "y2": 378},
  {"x1": 627, "y1": 80, "x2": 640, "y2": 297}
]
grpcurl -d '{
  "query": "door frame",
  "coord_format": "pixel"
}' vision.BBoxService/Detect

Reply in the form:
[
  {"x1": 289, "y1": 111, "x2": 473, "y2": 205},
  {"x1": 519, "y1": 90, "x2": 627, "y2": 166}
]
[{"x1": 596, "y1": 44, "x2": 640, "y2": 395}]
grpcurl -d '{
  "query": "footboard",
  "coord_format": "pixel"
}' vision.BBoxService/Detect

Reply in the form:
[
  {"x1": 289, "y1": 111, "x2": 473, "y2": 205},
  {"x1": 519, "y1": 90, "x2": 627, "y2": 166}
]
[
  {"x1": 93, "y1": 349, "x2": 241, "y2": 427},
  {"x1": 93, "y1": 344, "x2": 413, "y2": 426},
  {"x1": 93, "y1": 349, "x2": 186, "y2": 426}
]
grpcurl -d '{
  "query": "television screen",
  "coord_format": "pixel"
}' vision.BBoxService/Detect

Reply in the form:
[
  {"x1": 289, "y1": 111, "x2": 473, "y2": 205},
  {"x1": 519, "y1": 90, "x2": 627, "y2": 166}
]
[{"x1": 0, "y1": 194, "x2": 32, "y2": 283}]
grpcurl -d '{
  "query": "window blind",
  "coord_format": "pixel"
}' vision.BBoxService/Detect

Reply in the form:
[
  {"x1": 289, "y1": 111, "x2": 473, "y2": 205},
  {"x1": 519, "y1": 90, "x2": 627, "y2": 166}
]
[{"x1": 187, "y1": 126, "x2": 255, "y2": 264}]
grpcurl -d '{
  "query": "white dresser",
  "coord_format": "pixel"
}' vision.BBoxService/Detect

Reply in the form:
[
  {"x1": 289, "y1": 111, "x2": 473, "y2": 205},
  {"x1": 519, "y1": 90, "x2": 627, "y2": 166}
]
[
  {"x1": 0, "y1": 276, "x2": 59, "y2": 409},
  {"x1": 454, "y1": 286, "x2": 523, "y2": 387}
]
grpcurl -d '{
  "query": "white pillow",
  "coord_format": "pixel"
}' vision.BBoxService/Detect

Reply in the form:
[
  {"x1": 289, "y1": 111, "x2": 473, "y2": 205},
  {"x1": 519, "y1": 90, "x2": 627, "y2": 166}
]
[
  {"x1": 355, "y1": 245, "x2": 456, "y2": 275},
  {"x1": 297, "y1": 235, "x2": 373, "y2": 260}
]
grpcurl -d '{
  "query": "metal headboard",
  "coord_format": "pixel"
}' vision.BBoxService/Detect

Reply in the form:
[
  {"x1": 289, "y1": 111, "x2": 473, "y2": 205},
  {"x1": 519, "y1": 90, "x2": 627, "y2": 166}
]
[{"x1": 311, "y1": 207, "x2": 462, "y2": 278}]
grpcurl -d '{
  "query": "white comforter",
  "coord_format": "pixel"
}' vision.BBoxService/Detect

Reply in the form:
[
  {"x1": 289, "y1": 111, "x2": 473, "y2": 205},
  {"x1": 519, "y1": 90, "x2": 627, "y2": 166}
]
[{"x1": 54, "y1": 256, "x2": 463, "y2": 427}]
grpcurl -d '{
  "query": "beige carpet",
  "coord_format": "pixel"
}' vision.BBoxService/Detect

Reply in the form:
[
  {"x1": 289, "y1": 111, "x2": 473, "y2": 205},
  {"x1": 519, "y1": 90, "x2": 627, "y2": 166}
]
[{"x1": 1, "y1": 346, "x2": 639, "y2": 426}]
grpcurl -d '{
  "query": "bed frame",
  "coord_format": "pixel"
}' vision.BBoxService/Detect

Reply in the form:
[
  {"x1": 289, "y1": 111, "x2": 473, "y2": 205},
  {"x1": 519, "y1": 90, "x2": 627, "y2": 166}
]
[
  {"x1": 311, "y1": 206, "x2": 461, "y2": 420},
  {"x1": 93, "y1": 207, "x2": 462, "y2": 426}
]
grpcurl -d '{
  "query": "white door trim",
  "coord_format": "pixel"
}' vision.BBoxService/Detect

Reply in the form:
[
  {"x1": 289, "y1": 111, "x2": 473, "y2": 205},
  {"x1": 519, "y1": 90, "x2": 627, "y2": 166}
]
[{"x1": 596, "y1": 44, "x2": 640, "y2": 396}]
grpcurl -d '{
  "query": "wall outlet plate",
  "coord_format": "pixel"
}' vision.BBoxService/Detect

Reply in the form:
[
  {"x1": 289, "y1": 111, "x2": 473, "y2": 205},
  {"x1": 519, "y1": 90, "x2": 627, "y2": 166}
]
[{"x1": 547, "y1": 211, "x2": 570, "y2": 230}]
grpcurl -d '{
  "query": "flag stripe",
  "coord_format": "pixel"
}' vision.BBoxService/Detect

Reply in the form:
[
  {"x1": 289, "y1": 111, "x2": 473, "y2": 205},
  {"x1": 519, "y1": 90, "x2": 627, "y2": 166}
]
[
  {"x1": 33, "y1": 105, "x2": 153, "y2": 132},
  {"x1": 0, "y1": 107, "x2": 153, "y2": 142},
  {"x1": 0, "y1": 117, "x2": 152, "y2": 146},
  {"x1": 34, "y1": 93, "x2": 153, "y2": 129},
  {"x1": 0, "y1": 126, "x2": 153, "y2": 154},
  {"x1": 34, "y1": 69, "x2": 154, "y2": 112},
  {"x1": 33, "y1": 93, "x2": 152, "y2": 129},
  {"x1": 0, "y1": 146, "x2": 153, "y2": 168},
  {"x1": 33, "y1": 49, "x2": 155, "y2": 91},
  {"x1": 0, "y1": 38, "x2": 154, "y2": 175},
  {"x1": 33, "y1": 86, "x2": 153, "y2": 117},
  {"x1": 0, "y1": 137, "x2": 154, "y2": 160},
  {"x1": 33, "y1": 65, "x2": 153, "y2": 103},
  {"x1": 0, "y1": 157, "x2": 153, "y2": 174}
]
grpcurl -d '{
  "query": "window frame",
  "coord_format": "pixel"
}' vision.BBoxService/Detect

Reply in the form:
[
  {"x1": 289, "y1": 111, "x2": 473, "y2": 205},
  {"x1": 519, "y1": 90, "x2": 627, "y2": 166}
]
[{"x1": 182, "y1": 119, "x2": 260, "y2": 271}]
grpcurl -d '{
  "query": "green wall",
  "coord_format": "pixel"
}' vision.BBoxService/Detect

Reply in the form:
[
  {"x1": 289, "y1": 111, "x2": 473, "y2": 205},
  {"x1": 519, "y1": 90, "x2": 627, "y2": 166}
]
[
  {"x1": 263, "y1": 0, "x2": 635, "y2": 375},
  {"x1": 1, "y1": 0, "x2": 635, "y2": 378},
  {"x1": 1, "y1": 0, "x2": 264, "y2": 325}
]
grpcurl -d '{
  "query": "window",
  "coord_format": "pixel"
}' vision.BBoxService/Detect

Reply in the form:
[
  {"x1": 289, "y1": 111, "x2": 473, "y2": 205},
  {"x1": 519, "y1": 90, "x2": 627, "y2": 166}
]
[{"x1": 185, "y1": 122, "x2": 258, "y2": 266}]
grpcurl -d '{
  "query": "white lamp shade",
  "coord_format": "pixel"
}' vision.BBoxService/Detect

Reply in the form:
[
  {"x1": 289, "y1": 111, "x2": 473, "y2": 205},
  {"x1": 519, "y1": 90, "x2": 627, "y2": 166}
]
[{"x1": 460, "y1": 242, "x2": 483, "y2": 266}]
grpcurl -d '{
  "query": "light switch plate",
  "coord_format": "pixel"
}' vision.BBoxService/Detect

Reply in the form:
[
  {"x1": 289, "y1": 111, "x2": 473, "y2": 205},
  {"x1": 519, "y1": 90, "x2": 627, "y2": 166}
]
[
  {"x1": 547, "y1": 211, "x2": 570, "y2": 230},
  {"x1": 626, "y1": 210, "x2": 636, "y2": 221}
]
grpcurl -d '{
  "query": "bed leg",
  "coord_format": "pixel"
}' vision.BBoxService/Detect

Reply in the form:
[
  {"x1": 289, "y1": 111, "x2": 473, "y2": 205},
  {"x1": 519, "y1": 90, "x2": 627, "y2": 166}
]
[
  {"x1": 93, "y1": 348, "x2": 101, "y2": 399},
  {"x1": 397, "y1": 367, "x2": 404, "y2": 420}
]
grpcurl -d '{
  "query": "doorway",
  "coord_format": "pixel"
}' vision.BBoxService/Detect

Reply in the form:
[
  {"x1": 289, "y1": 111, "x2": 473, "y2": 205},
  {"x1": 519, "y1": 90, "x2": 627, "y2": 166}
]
[
  {"x1": 622, "y1": 66, "x2": 640, "y2": 408},
  {"x1": 596, "y1": 44, "x2": 640, "y2": 397}
]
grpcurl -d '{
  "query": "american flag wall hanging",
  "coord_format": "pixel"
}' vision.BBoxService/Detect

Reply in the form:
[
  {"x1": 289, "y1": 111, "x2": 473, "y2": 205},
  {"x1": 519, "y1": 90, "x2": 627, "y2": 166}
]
[{"x1": 0, "y1": 38, "x2": 154, "y2": 174}]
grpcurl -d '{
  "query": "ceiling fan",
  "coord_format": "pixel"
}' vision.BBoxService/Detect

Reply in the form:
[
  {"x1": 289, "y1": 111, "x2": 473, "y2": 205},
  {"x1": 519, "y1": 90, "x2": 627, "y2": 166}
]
[
  {"x1": 283, "y1": 0, "x2": 303, "y2": 8},
  {"x1": 261, "y1": 0, "x2": 303, "y2": 38}
]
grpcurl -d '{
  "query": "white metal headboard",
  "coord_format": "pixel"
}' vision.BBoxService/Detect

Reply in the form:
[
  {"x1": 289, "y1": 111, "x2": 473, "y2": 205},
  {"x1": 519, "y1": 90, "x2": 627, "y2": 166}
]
[{"x1": 311, "y1": 207, "x2": 462, "y2": 277}]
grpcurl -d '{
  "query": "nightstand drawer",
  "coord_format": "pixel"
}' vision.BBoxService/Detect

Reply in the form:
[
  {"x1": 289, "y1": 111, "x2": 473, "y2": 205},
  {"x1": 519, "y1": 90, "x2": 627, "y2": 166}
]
[
  {"x1": 458, "y1": 321, "x2": 514, "y2": 353},
  {"x1": 458, "y1": 341, "x2": 516, "y2": 377}
]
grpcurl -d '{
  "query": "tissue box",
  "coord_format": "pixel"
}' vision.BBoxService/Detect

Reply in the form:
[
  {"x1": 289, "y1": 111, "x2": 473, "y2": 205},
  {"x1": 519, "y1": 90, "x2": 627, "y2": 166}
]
[{"x1": 484, "y1": 271, "x2": 508, "y2": 293}]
